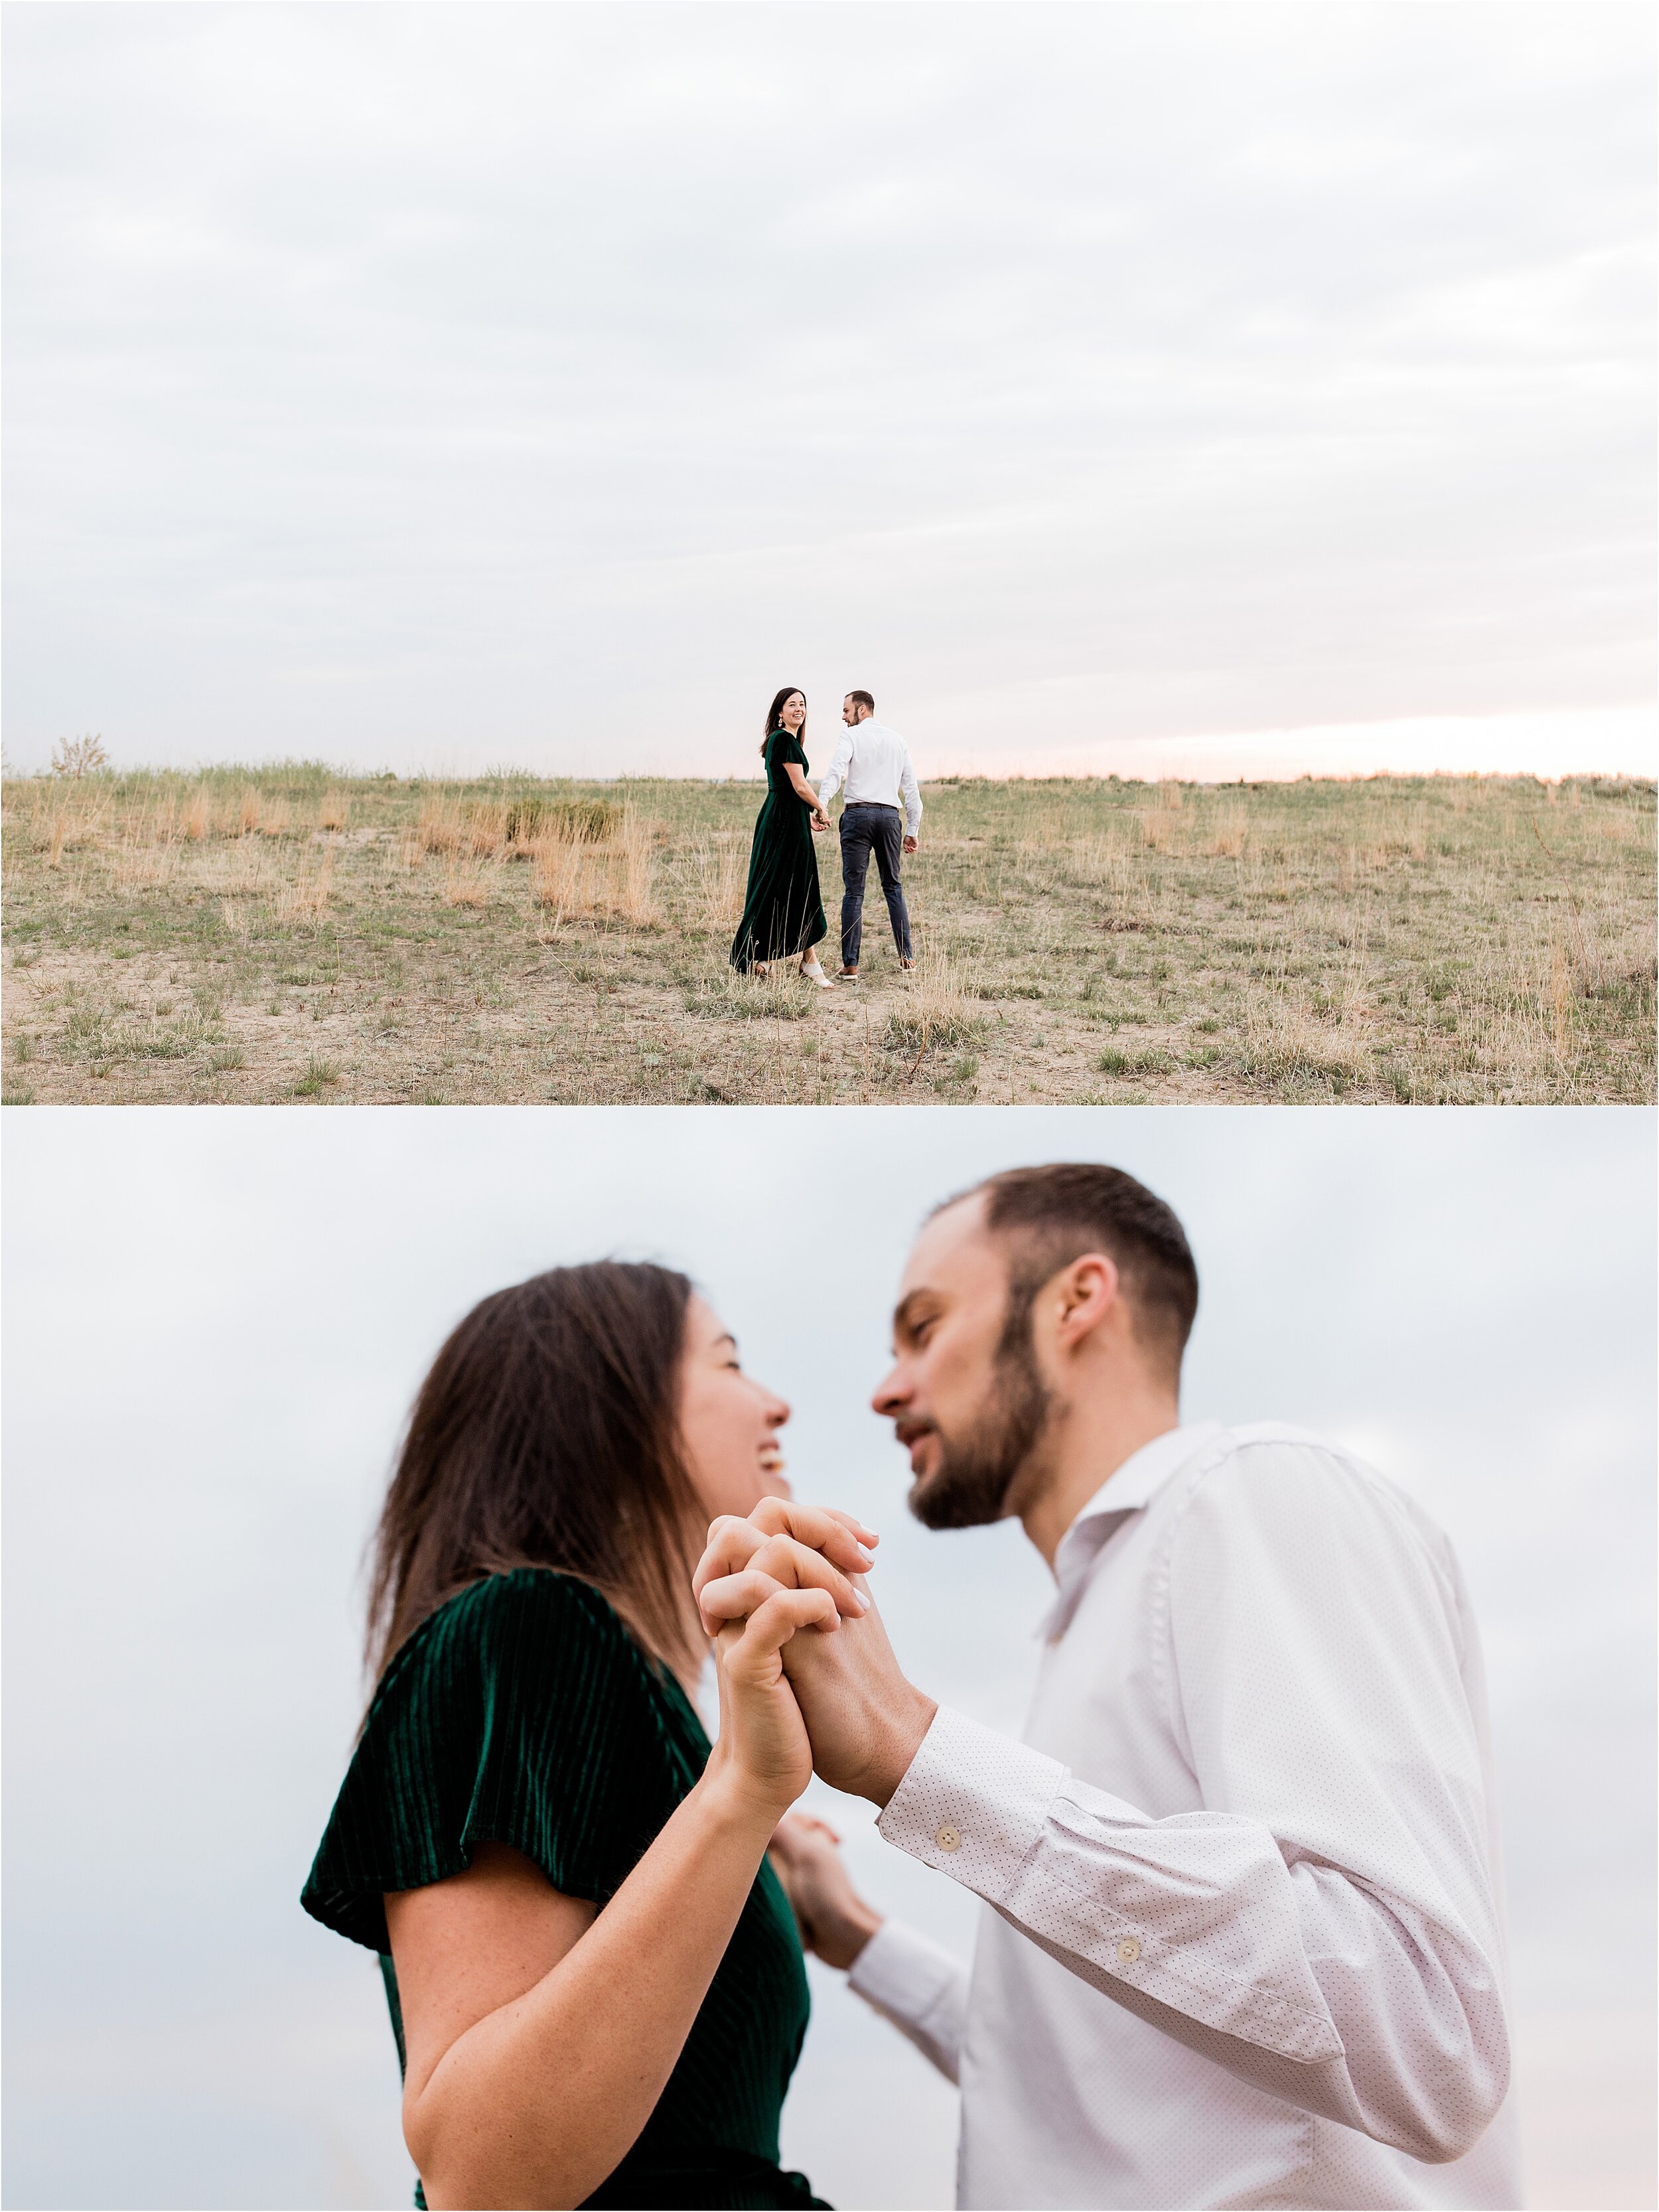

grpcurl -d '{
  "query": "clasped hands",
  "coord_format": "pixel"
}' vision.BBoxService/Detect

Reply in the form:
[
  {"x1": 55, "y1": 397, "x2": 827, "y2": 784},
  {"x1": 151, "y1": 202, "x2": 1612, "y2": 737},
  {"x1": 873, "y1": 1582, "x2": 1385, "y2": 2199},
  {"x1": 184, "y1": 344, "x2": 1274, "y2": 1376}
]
[{"x1": 694, "y1": 1499, "x2": 938, "y2": 1811}]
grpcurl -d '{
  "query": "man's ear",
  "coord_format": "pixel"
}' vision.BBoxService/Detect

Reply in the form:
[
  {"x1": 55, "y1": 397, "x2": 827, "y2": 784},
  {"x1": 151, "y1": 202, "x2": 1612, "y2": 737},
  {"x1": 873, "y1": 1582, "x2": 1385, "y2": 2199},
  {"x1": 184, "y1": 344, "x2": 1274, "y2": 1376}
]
[{"x1": 1052, "y1": 1254, "x2": 1119, "y2": 1348}]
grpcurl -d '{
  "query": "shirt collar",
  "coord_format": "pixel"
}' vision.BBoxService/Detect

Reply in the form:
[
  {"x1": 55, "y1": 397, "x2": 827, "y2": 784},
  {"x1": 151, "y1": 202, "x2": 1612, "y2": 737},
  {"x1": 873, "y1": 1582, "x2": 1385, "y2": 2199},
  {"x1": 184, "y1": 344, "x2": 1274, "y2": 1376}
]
[{"x1": 1039, "y1": 1420, "x2": 1224, "y2": 1643}]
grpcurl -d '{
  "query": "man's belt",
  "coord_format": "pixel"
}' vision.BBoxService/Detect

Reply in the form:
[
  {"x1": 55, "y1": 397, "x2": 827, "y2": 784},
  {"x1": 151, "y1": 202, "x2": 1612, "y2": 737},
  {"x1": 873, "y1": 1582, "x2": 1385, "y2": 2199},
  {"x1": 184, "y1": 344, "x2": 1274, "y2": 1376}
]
[{"x1": 841, "y1": 799, "x2": 900, "y2": 812}]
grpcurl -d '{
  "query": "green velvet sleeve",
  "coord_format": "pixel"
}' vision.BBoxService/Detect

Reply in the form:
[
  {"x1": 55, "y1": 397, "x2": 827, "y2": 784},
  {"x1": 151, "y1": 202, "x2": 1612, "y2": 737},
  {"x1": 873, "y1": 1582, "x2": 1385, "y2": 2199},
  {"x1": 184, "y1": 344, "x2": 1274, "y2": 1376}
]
[{"x1": 301, "y1": 1570, "x2": 687, "y2": 1954}]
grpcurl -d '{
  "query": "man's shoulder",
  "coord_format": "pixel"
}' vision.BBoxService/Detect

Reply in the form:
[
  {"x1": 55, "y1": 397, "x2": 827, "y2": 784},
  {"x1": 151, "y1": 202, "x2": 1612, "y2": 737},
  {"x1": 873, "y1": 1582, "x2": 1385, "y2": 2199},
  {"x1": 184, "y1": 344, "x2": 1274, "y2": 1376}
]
[{"x1": 1170, "y1": 1422, "x2": 1436, "y2": 1537}]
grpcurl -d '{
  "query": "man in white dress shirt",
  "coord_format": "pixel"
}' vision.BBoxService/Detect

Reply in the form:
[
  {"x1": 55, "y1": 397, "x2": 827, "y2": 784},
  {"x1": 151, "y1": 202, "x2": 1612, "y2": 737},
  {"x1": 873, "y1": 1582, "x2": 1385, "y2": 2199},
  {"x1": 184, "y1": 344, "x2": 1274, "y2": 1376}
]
[
  {"x1": 698, "y1": 1164, "x2": 1522, "y2": 2210},
  {"x1": 815, "y1": 690, "x2": 923, "y2": 981}
]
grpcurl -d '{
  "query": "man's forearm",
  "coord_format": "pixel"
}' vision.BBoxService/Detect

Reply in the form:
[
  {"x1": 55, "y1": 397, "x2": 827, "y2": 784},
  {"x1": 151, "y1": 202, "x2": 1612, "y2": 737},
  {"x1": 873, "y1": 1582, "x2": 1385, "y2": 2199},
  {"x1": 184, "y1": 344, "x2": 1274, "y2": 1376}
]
[
  {"x1": 876, "y1": 1706, "x2": 1510, "y2": 2164},
  {"x1": 847, "y1": 1919, "x2": 970, "y2": 2085},
  {"x1": 901, "y1": 762, "x2": 921, "y2": 837}
]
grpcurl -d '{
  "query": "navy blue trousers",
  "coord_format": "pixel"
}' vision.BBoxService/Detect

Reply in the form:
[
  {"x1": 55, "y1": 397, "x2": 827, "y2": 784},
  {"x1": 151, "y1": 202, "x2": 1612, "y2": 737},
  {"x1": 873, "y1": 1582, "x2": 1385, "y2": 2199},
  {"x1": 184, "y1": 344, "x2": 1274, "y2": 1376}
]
[{"x1": 839, "y1": 804, "x2": 912, "y2": 966}]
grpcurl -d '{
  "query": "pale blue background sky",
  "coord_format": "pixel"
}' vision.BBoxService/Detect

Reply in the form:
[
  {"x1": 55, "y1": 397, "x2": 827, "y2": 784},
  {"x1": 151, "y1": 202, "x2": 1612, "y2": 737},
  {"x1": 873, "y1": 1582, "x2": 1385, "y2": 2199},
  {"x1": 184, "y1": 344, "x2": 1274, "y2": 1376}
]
[
  {"x1": 3, "y1": 3, "x2": 1654, "y2": 782},
  {"x1": 3, "y1": 1105, "x2": 1654, "y2": 2209}
]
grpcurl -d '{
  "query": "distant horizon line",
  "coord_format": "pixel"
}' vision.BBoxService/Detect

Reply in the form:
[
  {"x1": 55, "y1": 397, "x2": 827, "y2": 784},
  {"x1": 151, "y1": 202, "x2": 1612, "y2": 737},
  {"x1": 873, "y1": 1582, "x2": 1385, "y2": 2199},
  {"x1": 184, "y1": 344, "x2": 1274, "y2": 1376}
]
[
  {"x1": 7, "y1": 758, "x2": 1654, "y2": 791},
  {"x1": 7, "y1": 704, "x2": 1652, "y2": 788}
]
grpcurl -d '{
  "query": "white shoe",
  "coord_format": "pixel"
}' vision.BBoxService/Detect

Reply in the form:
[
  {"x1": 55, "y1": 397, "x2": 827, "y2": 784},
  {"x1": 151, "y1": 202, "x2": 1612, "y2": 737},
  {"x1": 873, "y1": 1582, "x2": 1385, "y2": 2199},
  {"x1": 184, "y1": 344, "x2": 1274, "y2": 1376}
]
[{"x1": 800, "y1": 959, "x2": 834, "y2": 989}]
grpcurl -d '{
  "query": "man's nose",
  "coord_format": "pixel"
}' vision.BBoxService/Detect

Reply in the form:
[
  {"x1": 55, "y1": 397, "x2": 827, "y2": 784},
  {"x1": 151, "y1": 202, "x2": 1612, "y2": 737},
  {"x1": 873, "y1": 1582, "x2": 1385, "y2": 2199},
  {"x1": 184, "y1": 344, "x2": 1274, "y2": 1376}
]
[{"x1": 871, "y1": 1363, "x2": 906, "y2": 1416}]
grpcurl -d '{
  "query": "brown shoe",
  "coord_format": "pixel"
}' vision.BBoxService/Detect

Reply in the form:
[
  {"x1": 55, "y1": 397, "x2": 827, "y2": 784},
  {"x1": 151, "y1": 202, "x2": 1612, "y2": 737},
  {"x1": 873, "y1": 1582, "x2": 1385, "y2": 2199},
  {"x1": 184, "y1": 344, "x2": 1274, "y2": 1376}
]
[{"x1": 836, "y1": 967, "x2": 859, "y2": 982}]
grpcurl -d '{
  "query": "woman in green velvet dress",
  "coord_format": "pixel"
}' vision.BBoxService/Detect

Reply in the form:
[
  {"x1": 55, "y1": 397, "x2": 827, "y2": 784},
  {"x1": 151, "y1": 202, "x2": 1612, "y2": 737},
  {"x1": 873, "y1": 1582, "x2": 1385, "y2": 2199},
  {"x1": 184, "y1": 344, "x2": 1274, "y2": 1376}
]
[
  {"x1": 731, "y1": 689, "x2": 833, "y2": 983},
  {"x1": 302, "y1": 1262, "x2": 877, "y2": 2210}
]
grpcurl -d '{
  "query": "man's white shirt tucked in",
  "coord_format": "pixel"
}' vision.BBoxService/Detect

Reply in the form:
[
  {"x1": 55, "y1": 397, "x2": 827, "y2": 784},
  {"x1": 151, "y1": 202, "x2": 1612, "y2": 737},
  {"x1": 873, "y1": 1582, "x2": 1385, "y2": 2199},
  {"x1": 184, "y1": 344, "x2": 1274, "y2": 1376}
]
[
  {"x1": 848, "y1": 1422, "x2": 1521, "y2": 2210},
  {"x1": 816, "y1": 719, "x2": 922, "y2": 837}
]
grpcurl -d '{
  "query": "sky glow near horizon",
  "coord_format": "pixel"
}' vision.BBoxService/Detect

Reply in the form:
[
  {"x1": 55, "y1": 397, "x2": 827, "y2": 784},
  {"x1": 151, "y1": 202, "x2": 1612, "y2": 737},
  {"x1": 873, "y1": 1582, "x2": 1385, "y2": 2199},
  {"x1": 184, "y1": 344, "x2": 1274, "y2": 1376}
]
[
  {"x1": 3, "y1": 3, "x2": 1654, "y2": 783},
  {"x1": 3, "y1": 1107, "x2": 1654, "y2": 2211}
]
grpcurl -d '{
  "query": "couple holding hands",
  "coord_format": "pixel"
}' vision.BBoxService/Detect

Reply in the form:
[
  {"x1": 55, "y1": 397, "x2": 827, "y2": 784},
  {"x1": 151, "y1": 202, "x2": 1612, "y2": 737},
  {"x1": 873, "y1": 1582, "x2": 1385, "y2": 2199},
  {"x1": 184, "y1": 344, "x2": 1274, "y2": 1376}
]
[
  {"x1": 730, "y1": 686, "x2": 922, "y2": 985},
  {"x1": 304, "y1": 1164, "x2": 1520, "y2": 2212}
]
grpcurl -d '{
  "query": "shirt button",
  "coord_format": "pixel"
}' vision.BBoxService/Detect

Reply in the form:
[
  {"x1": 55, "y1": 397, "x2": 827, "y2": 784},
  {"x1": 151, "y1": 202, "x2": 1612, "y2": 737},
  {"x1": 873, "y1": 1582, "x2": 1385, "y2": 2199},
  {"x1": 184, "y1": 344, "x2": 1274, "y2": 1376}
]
[
  {"x1": 1116, "y1": 1937, "x2": 1141, "y2": 1965},
  {"x1": 935, "y1": 1824, "x2": 962, "y2": 1852}
]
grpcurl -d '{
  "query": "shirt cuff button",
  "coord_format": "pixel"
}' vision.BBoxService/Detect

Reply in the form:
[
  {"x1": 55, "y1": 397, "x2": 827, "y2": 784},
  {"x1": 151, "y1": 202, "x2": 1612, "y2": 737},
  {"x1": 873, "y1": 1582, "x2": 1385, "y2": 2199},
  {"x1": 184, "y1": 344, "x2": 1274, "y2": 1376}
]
[
  {"x1": 1116, "y1": 1937, "x2": 1141, "y2": 1965},
  {"x1": 935, "y1": 1824, "x2": 962, "y2": 1852}
]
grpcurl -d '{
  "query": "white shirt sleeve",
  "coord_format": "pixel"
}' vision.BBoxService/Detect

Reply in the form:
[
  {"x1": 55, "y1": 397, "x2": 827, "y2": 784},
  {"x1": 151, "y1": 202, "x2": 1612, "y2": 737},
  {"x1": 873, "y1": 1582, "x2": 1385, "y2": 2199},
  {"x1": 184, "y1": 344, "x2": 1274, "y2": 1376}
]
[
  {"x1": 817, "y1": 731, "x2": 854, "y2": 810},
  {"x1": 899, "y1": 746, "x2": 922, "y2": 837},
  {"x1": 877, "y1": 1450, "x2": 1512, "y2": 2166},
  {"x1": 845, "y1": 1917, "x2": 970, "y2": 2083}
]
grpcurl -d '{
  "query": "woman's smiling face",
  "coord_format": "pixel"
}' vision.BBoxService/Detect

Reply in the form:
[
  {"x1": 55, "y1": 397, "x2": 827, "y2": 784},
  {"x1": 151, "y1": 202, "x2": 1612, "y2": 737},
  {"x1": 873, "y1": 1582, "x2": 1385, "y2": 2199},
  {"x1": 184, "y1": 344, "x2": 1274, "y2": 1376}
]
[
  {"x1": 780, "y1": 692, "x2": 806, "y2": 730},
  {"x1": 676, "y1": 1294, "x2": 792, "y2": 1523}
]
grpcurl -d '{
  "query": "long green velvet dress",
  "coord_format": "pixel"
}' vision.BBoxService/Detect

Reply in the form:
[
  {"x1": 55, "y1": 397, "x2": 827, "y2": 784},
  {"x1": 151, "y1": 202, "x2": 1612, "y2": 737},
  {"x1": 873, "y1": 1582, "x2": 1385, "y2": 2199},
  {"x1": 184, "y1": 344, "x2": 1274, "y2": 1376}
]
[
  {"x1": 730, "y1": 731, "x2": 827, "y2": 971},
  {"x1": 301, "y1": 1570, "x2": 826, "y2": 2211}
]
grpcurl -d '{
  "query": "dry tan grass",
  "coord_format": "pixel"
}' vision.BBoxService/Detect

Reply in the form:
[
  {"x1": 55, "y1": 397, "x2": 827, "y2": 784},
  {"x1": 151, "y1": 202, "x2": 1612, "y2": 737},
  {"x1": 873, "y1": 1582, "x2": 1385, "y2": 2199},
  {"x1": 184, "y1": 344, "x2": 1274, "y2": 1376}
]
[
  {"x1": 443, "y1": 861, "x2": 490, "y2": 909},
  {"x1": 3, "y1": 765, "x2": 1651, "y2": 1104},
  {"x1": 687, "y1": 834, "x2": 748, "y2": 935},
  {"x1": 415, "y1": 794, "x2": 467, "y2": 855},
  {"x1": 274, "y1": 854, "x2": 334, "y2": 922},
  {"x1": 532, "y1": 807, "x2": 660, "y2": 928}
]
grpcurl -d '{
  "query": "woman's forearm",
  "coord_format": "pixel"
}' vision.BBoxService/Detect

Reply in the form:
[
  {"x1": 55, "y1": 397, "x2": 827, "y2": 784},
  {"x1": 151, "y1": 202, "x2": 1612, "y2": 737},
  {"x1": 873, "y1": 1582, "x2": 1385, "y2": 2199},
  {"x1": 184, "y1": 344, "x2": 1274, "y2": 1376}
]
[
  {"x1": 784, "y1": 767, "x2": 823, "y2": 811},
  {"x1": 407, "y1": 1762, "x2": 778, "y2": 2209}
]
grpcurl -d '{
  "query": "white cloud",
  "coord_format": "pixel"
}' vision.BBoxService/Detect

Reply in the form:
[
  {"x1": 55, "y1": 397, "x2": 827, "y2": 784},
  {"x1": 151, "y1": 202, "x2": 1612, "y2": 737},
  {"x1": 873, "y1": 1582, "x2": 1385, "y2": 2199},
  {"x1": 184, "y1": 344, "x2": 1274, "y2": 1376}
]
[{"x1": 3, "y1": 4, "x2": 1652, "y2": 778}]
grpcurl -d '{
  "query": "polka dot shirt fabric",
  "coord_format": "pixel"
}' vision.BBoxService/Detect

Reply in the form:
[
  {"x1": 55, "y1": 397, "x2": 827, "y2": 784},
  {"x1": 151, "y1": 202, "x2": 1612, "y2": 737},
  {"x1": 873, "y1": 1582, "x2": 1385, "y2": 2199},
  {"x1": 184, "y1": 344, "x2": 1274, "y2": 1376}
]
[{"x1": 851, "y1": 1422, "x2": 1522, "y2": 2209}]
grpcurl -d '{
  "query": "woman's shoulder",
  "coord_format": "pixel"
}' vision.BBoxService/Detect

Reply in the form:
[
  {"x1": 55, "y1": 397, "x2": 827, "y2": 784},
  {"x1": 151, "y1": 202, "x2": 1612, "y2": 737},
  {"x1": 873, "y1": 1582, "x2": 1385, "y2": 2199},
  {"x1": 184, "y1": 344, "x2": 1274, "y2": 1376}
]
[
  {"x1": 372, "y1": 1568, "x2": 646, "y2": 1724},
  {"x1": 302, "y1": 1572, "x2": 680, "y2": 1949}
]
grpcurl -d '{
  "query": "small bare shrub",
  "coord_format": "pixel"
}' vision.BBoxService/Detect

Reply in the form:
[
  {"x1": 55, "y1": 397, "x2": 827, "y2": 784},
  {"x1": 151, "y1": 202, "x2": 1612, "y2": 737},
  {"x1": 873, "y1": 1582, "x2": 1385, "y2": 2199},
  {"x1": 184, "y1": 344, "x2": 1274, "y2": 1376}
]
[{"x1": 50, "y1": 734, "x2": 109, "y2": 778}]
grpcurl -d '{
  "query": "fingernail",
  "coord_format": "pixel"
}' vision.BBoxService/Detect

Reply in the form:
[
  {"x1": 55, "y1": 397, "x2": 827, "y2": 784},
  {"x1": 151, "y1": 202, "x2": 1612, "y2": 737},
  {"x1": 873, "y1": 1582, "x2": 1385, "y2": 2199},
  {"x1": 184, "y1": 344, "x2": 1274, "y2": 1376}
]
[
  {"x1": 853, "y1": 1547, "x2": 875, "y2": 1569},
  {"x1": 848, "y1": 1589, "x2": 869, "y2": 1611}
]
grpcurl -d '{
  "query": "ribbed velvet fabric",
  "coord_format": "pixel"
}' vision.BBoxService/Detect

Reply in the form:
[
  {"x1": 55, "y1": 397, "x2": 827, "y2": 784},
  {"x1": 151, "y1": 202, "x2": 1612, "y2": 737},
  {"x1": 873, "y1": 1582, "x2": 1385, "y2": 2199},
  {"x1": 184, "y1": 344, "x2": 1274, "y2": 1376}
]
[{"x1": 301, "y1": 1570, "x2": 826, "y2": 2211}]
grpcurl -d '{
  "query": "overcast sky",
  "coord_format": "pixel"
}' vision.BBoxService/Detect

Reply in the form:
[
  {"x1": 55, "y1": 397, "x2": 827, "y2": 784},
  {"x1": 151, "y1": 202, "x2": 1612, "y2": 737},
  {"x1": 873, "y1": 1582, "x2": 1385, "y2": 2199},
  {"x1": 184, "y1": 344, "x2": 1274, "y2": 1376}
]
[
  {"x1": 3, "y1": 1105, "x2": 1654, "y2": 2209},
  {"x1": 3, "y1": 3, "x2": 1654, "y2": 782}
]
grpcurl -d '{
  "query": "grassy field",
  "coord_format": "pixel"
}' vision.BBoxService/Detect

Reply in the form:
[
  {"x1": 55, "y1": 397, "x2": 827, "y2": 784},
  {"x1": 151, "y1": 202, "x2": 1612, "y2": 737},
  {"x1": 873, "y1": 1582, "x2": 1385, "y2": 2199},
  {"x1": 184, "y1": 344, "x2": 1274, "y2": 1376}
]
[{"x1": 3, "y1": 765, "x2": 1653, "y2": 1105}]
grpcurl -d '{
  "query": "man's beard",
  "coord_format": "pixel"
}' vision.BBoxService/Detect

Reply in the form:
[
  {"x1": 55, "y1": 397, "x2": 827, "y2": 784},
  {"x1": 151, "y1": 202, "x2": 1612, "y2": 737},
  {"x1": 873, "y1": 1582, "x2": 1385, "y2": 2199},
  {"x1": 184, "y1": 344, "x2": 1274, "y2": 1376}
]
[{"x1": 907, "y1": 1296, "x2": 1053, "y2": 1531}]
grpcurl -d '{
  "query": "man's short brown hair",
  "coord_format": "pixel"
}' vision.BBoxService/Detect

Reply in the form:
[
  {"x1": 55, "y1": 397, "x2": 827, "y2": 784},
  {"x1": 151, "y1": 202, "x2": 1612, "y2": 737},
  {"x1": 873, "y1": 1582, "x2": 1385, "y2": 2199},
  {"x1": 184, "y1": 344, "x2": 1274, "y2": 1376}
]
[
  {"x1": 936, "y1": 1162, "x2": 1198, "y2": 1376},
  {"x1": 847, "y1": 689, "x2": 875, "y2": 712}
]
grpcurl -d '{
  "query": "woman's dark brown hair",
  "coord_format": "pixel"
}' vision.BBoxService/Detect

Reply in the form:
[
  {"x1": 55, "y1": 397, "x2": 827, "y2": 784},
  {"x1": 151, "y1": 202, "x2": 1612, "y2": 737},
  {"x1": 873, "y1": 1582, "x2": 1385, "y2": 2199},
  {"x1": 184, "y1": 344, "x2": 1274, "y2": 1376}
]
[
  {"x1": 762, "y1": 686, "x2": 806, "y2": 758},
  {"x1": 365, "y1": 1261, "x2": 703, "y2": 1685}
]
